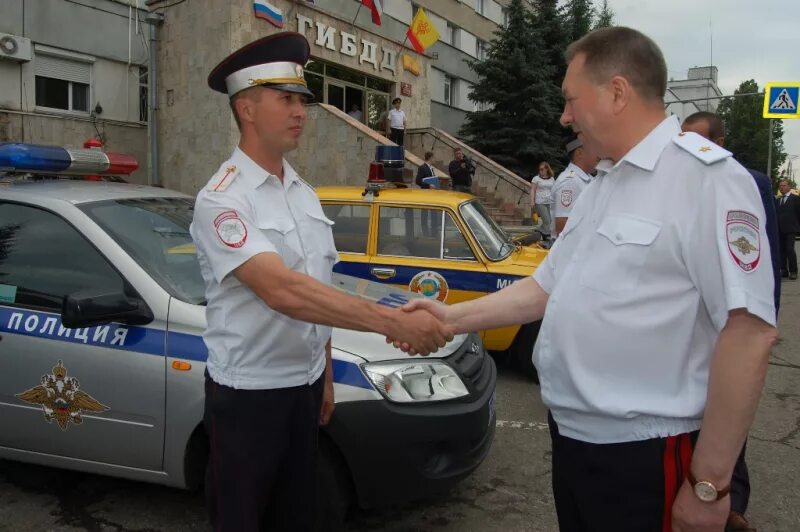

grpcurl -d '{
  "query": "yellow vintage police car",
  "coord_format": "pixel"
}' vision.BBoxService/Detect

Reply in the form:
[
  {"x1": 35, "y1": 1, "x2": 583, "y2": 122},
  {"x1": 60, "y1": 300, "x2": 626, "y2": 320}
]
[{"x1": 318, "y1": 183, "x2": 548, "y2": 377}]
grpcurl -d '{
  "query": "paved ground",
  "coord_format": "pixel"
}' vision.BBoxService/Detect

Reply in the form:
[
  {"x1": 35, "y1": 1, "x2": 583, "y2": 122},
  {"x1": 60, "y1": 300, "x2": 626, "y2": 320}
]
[{"x1": 1, "y1": 280, "x2": 799, "y2": 531}]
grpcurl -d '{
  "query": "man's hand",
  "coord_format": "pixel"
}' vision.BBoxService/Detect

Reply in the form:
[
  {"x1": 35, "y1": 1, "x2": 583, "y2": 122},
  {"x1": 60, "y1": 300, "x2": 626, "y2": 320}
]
[
  {"x1": 385, "y1": 305, "x2": 454, "y2": 356},
  {"x1": 671, "y1": 480, "x2": 729, "y2": 531},
  {"x1": 319, "y1": 378, "x2": 335, "y2": 426},
  {"x1": 386, "y1": 299, "x2": 450, "y2": 354}
]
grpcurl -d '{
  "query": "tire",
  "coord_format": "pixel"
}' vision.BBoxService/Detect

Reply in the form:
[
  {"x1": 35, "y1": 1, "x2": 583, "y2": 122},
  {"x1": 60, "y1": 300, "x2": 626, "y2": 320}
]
[
  {"x1": 511, "y1": 321, "x2": 541, "y2": 383},
  {"x1": 315, "y1": 435, "x2": 353, "y2": 532}
]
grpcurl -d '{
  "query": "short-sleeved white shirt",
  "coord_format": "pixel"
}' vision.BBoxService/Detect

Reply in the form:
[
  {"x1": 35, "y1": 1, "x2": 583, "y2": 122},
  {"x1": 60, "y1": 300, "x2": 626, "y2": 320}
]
[
  {"x1": 190, "y1": 148, "x2": 338, "y2": 390},
  {"x1": 551, "y1": 162, "x2": 594, "y2": 220},
  {"x1": 389, "y1": 109, "x2": 406, "y2": 129},
  {"x1": 530, "y1": 175, "x2": 555, "y2": 205},
  {"x1": 532, "y1": 116, "x2": 776, "y2": 444}
]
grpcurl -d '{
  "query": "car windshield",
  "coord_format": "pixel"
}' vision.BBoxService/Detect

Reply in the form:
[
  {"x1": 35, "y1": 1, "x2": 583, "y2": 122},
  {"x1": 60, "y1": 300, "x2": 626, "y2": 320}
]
[
  {"x1": 80, "y1": 197, "x2": 207, "y2": 305},
  {"x1": 458, "y1": 200, "x2": 514, "y2": 261}
]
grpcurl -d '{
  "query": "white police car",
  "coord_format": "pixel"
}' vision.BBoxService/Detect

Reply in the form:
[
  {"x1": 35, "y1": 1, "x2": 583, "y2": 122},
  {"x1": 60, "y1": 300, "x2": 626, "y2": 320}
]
[{"x1": 0, "y1": 143, "x2": 497, "y2": 526}]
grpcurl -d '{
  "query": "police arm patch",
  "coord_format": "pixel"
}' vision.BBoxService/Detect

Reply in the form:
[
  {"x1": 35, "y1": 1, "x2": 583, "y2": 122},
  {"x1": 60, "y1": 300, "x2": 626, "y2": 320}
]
[
  {"x1": 560, "y1": 189, "x2": 573, "y2": 207},
  {"x1": 726, "y1": 210, "x2": 760, "y2": 272},
  {"x1": 214, "y1": 211, "x2": 248, "y2": 248}
]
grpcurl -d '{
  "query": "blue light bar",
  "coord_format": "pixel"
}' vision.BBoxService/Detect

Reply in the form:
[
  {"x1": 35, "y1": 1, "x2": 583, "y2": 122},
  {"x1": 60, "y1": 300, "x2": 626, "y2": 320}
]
[{"x1": 0, "y1": 143, "x2": 72, "y2": 172}]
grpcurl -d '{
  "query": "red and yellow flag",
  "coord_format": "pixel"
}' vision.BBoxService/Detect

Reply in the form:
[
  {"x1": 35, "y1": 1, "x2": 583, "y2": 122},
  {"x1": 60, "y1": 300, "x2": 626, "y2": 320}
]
[{"x1": 406, "y1": 7, "x2": 440, "y2": 54}]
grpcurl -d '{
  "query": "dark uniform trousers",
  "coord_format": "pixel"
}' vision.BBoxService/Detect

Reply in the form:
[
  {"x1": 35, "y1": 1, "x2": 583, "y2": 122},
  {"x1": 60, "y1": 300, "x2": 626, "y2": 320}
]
[
  {"x1": 548, "y1": 413, "x2": 699, "y2": 532},
  {"x1": 204, "y1": 372, "x2": 324, "y2": 532},
  {"x1": 389, "y1": 127, "x2": 405, "y2": 146}
]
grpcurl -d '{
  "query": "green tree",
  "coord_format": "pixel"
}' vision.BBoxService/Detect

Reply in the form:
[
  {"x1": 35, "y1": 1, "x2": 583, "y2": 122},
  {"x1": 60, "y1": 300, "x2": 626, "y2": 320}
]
[
  {"x1": 562, "y1": 0, "x2": 595, "y2": 43},
  {"x1": 594, "y1": 0, "x2": 615, "y2": 28},
  {"x1": 717, "y1": 79, "x2": 787, "y2": 182},
  {"x1": 459, "y1": 0, "x2": 564, "y2": 176}
]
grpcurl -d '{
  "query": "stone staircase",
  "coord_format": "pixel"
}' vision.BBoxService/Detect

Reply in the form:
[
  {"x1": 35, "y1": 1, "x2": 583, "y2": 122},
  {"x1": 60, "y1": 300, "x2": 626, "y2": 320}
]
[{"x1": 405, "y1": 127, "x2": 533, "y2": 228}]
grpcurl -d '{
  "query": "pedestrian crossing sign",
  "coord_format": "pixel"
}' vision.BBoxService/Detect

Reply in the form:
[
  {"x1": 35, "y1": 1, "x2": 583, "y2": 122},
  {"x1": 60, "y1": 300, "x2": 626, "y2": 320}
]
[{"x1": 763, "y1": 82, "x2": 800, "y2": 119}]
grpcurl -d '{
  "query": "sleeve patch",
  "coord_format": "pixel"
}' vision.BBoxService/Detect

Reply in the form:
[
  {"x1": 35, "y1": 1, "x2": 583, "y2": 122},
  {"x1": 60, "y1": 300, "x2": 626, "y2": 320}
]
[
  {"x1": 214, "y1": 210, "x2": 248, "y2": 248},
  {"x1": 726, "y1": 210, "x2": 760, "y2": 272},
  {"x1": 560, "y1": 189, "x2": 573, "y2": 207}
]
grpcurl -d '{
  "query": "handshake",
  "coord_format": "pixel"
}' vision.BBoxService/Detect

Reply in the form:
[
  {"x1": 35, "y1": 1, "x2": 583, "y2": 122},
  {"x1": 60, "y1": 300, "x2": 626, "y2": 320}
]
[{"x1": 384, "y1": 299, "x2": 454, "y2": 356}]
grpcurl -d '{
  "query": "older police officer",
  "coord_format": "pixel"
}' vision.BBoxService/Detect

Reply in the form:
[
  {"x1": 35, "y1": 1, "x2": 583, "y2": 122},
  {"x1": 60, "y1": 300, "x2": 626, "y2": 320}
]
[
  {"x1": 191, "y1": 33, "x2": 453, "y2": 531},
  {"x1": 395, "y1": 27, "x2": 776, "y2": 532}
]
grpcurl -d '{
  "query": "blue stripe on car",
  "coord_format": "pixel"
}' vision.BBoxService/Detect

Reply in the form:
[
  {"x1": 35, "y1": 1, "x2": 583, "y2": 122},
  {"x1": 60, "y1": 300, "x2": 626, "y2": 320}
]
[
  {"x1": 333, "y1": 262, "x2": 525, "y2": 292},
  {"x1": 0, "y1": 306, "x2": 374, "y2": 390}
]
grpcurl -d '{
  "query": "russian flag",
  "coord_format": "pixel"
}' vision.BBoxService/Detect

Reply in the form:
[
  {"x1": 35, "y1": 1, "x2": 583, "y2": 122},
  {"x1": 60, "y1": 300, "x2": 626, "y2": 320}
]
[
  {"x1": 253, "y1": 0, "x2": 284, "y2": 28},
  {"x1": 361, "y1": 0, "x2": 383, "y2": 26}
]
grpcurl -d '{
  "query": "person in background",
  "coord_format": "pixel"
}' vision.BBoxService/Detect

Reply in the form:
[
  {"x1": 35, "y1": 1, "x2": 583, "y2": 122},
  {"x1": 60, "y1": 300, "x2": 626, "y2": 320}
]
[
  {"x1": 387, "y1": 97, "x2": 407, "y2": 146},
  {"x1": 530, "y1": 161, "x2": 555, "y2": 238},
  {"x1": 775, "y1": 179, "x2": 800, "y2": 281},
  {"x1": 448, "y1": 148, "x2": 473, "y2": 193},
  {"x1": 550, "y1": 137, "x2": 598, "y2": 238},
  {"x1": 416, "y1": 151, "x2": 440, "y2": 237},
  {"x1": 347, "y1": 103, "x2": 363, "y2": 121}
]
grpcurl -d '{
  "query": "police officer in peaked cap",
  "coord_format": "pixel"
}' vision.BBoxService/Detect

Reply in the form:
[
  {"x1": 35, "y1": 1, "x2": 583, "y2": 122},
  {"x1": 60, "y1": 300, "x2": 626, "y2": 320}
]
[{"x1": 191, "y1": 32, "x2": 454, "y2": 531}]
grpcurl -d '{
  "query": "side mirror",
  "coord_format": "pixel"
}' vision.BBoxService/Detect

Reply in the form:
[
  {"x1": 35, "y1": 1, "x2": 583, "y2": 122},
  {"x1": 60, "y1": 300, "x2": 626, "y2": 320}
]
[{"x1": 62, "y1": 290, "x2": 154, "y2": 329}]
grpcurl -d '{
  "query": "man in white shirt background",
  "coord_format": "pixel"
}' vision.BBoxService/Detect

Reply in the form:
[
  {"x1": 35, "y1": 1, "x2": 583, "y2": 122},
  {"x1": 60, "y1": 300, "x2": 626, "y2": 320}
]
[{"x1": 387, "y1": 97, "x2": 407, "y2": 146}]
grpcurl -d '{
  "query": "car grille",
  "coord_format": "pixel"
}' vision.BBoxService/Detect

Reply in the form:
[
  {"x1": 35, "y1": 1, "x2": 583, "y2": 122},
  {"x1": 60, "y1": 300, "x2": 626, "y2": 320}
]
[{"x1": 447, "y1": 335, "x2": 492, "y2": 394}]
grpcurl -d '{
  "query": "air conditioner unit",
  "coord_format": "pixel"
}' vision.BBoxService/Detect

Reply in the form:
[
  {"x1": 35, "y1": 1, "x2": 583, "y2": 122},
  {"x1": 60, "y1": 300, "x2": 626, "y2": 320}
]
[{"x1": 0, "y1": 33, "x2": 32, "y2": 63}]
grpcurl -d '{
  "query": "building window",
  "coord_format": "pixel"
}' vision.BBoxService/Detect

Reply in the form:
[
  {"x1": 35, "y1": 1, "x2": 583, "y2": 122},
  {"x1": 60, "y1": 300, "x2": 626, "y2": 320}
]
[
  {"x1": 139, "y1": 66, "x2": 148, "y2": 122},
  {"x1": 444, "y1": 75, "x2": 458, "y2": 107},
  {"x1": 502, "y1": 7, "x2": 509, "y2": 27},
  {"x1": 411, "y1": 3, "x2": 419, "y2": 17},
  {"x1": 476, "y1": 39, "x2": 486, "y2": 60},
  {"x1": 34, "y1": 53, "x2": 91, "y2": 113},
  {"x1": 476, "y1": 0, "x2": 485, "y2": 15},
  {"x1": 446, "y1": 23, "x2": 459, "y2": 46}
]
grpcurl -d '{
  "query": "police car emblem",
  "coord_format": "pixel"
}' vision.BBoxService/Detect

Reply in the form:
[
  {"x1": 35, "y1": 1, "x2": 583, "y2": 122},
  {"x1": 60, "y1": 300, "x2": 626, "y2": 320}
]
[
  {"x1": 16, "y1": 360, "x2": 109, "y2": 431},
  {"x1": 409, "y1": 271, "x2": 449, "y2": 302},
  {"x1": 560, "y1": 189, "x2": 573, "y2": 207},
  {"x1": 726, "y1": 210, "x2": 760, "y2": 272},
  {"x1": 214, "y1": 210, "x2": 248, "y2": 248}
]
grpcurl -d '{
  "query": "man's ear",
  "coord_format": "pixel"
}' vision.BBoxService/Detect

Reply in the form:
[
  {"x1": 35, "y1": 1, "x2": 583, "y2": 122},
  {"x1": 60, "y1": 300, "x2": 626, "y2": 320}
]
[
  {"x1": 714, "y1": 136, "x2": 725, "y2": 148},
  {"x1": 608, "y1": 75, "x2": 632, "y2": 114}
]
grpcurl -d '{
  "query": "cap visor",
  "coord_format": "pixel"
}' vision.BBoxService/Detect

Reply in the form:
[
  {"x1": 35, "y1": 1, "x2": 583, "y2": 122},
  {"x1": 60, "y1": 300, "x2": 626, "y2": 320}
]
[{"x1": 265, "y1": 83, "x2": 315, "y2": 100}]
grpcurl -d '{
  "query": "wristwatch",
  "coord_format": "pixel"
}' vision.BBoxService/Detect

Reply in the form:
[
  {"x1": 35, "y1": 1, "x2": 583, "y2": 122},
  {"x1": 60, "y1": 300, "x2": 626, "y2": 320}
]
[{"x1": 687, "y1": 471, "x2": 730, "y2": 502}]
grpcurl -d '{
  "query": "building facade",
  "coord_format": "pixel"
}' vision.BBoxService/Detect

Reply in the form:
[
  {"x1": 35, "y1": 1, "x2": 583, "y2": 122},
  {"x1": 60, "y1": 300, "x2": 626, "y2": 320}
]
[
  {"x1": 0, "y1": 0, "x2": 150, "y2": 183},
  {"x1": 151, "y1": 0, "x2": 514, "y2": 193},
  {"x1": 665, "y1": 66, "x2": 723, "y2": 121}
]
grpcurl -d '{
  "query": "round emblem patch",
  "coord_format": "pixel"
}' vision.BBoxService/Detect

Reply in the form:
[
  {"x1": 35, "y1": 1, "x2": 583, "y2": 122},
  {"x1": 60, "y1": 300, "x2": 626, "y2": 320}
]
[
  {"x1": 214, "y1": 210, "x2": 248, "y2": 248},
  {"x1": 560, "y1": 189, "x2": 573, "y2": 207},
  {"x1": 726, "y1": 210, "x2": 760, "y2": 272},
  {"x1": 409, "y1": 271, "x2": 449, "y2": 302},
  {"x1": 295, "y1": 64, "x2": 304, "y2": 79}
]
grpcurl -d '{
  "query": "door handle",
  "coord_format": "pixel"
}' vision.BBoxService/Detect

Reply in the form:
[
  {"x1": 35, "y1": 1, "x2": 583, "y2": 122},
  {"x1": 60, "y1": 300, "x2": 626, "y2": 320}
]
[{"x1": 370, "y1": 267, "x2": 396, "y2": 279}]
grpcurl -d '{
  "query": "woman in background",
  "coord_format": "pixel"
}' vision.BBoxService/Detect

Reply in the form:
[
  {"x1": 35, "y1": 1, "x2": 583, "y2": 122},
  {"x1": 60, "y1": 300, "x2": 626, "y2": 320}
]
[{"x1": 530, "y1": 161, "x2": 555, "y2": 238}]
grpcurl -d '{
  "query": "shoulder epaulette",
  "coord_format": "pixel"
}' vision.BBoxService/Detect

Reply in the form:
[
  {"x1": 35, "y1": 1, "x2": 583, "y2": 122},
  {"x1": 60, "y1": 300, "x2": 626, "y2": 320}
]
[
  {"x1": 672, "y1": 131, "x2": 732, "y2": 165},
  {"x1": 206, "y1": 163, "x2": 240, "y2": 192}
]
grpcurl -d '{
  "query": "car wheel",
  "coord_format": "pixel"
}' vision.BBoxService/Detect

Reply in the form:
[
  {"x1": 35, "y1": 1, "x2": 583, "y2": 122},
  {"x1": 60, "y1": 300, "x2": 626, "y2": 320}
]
[
  {"x1": 315, "y1": 435, "x2": 353, "y2": 532},
  {"x1": 511, "y1": 321, "x2": 541, "y2": 383}
]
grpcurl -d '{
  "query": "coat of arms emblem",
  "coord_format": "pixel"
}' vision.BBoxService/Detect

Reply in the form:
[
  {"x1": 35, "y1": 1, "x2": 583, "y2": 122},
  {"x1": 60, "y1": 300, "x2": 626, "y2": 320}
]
[{"x1": 16, "y1": 360, "x2": 109, "y2": 431}]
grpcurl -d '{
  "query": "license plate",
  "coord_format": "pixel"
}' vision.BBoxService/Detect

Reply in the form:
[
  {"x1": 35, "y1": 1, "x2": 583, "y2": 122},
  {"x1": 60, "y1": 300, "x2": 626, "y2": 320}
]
[{"x1": 488, "y1": 390, "x2": 496, "y2": 427}]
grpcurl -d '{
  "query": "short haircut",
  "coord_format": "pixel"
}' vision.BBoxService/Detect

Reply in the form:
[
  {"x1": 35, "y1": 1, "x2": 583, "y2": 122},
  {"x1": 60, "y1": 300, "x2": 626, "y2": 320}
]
[
  {"x1": 392, "y1": 97, "x2": 402, "y2": 104},
  {"x1": 684, "y1": 111, "x2": 725, "y2": 140},
  {"x1": 565, "y1": 26, "x2": 667, "y2": 103},
  {"x1": 780, "y1": 179, "x2": 791, "y2": 186},
  {"x1": 424, "y1": 151, "x2": 434, "y2": 160},
  {"x1": 454, "y1": 147, "x2": 463, "y2": 154}
]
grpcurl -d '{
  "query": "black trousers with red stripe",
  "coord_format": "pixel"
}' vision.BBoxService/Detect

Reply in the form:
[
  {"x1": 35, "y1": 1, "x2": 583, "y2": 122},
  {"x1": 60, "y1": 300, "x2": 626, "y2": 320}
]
[
  {"x1": 548, "y1": 413, "x2": 698, "y2": 532},
  {"x1": 203, "y1": 372, "x2": 324, "y2": 532}
]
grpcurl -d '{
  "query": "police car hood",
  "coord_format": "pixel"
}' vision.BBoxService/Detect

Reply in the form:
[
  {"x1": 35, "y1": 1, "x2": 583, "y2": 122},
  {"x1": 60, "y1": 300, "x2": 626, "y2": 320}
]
[
  {"x1": 331, "y1": 329, "x2": 469, "y2": 362},
  {"x1": 330, "y1": 273, "x2": 467, "y2": 361}
]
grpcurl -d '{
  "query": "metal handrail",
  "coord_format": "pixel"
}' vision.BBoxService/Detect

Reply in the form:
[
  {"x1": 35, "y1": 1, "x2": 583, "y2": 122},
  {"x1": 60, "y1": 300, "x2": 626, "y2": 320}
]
[{"x1": 408, "y1": 128, "x2": 530, "y2": 205}]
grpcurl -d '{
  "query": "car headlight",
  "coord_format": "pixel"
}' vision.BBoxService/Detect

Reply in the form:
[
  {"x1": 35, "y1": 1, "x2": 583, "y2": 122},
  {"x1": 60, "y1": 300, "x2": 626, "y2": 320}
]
[{"x1": 362, "y1": 361, "x2": 469, "y2": 403}]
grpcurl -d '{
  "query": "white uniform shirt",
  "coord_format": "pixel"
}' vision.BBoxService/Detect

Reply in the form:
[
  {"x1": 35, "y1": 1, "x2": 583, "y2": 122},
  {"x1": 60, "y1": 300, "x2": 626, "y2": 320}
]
[
  {"x1": 551, "y1": 162, "x2": 594, "y2": 220},
  {"x1": 530, "y1": 175, "x2": 555, "y2": 205},
  {"x1": 532, "y1": 116, "x2": 776, "y2": 444},
  {"x1": 190, "y1": 148, "x2": 338, "y2": 390},
  {"x1": 389, "y1": 109, "x2": 406, "y2": 129}
]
